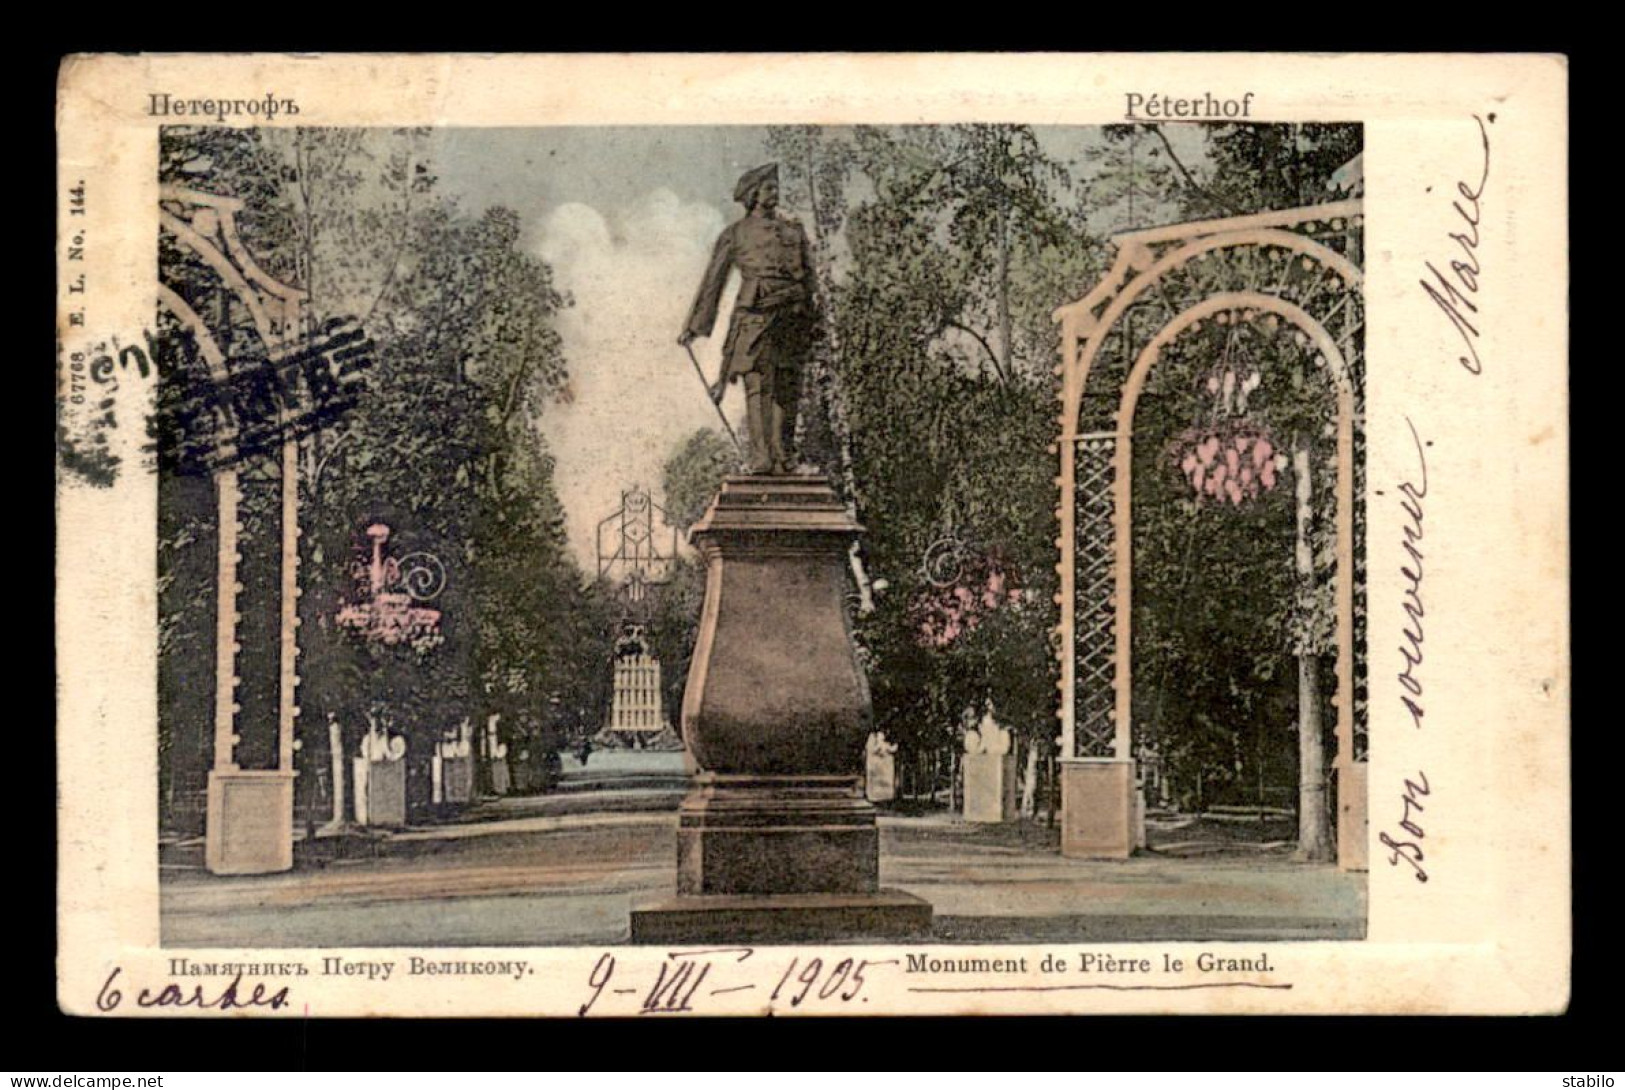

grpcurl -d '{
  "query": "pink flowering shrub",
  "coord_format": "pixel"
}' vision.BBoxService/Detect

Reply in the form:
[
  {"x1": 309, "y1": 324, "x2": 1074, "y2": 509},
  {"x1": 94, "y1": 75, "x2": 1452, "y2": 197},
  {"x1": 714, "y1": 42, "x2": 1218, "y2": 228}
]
[{"x1": 913, "y1": 554, "x2": 1024, "y2": 648}]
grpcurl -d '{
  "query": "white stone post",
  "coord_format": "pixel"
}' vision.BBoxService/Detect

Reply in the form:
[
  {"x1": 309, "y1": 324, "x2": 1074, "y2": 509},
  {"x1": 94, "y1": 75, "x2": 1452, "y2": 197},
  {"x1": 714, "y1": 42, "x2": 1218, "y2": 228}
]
[{"x1": 325, "y1": 713, "x2": 345, "y2": 831}]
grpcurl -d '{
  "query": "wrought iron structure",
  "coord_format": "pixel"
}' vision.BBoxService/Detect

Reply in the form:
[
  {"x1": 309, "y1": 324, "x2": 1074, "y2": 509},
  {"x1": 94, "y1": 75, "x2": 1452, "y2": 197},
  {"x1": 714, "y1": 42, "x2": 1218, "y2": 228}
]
[
  {"x1": 921, "y1": 532, "x2": 975, "y2": 589},
  {"x1": 596, "y1": 486, "x2": 681, "y2": 742},
  {"x1": 596, "y1": 486, "x2": 678, "y2": 605}
]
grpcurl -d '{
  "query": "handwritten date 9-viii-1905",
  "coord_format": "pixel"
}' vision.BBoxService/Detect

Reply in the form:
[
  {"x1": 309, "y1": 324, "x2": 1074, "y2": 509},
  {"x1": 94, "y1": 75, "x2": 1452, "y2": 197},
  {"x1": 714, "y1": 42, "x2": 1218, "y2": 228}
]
[{"x1": 578, "y1": 948, "x2": 891, "y2": 1016}]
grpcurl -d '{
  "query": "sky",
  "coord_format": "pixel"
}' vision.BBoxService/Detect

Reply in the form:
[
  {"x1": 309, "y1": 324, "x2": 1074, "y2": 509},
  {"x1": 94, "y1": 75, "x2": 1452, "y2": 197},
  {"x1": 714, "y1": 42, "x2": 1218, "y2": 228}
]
[
  {"x1": 432, "y1": 127, "x2": 778, "y2": 571},
  {"x1": 428, "y1": 125, "x2": 1209, "y2": 571}
]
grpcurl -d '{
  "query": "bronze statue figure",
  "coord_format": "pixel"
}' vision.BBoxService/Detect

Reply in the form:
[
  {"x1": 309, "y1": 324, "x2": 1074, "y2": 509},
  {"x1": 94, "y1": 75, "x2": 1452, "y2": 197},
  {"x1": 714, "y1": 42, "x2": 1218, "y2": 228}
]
[{"x1": 679, "y1": 163, "x2": 816, "y2": 475}]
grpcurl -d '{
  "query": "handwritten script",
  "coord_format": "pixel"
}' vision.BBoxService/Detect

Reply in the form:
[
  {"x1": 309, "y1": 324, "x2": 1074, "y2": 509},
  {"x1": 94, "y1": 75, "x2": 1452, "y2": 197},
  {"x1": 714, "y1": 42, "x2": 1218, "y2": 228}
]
[
  {"x1": 1381, "y1": 417, "x2": 1431, "y2": 883},
  {"x1": 577, "y1": 947, "x2": 895, "y2": 1016},
  {"x1": 1396, "y1": 416, "x2": 1428, "y2": 731},
  {"x1": 96, "y1": 966, "x2": 291, "y2": 1012},
  {"x1": 1379, "y1": 773, "x2": 1432, "y2": 883},
  {"x1": 1419, "y1": 113, "x2": 1492, "y2": 375}
]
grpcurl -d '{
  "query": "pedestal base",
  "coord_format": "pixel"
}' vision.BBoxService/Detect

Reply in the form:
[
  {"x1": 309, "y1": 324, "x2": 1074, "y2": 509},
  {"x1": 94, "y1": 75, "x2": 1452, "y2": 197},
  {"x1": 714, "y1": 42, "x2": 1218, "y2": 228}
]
[
  {"x1": 1060, "y1": 758, "x2": 1136, "y2": 859},
  {"x1": 678, "y1": 777, "x2": 878, "y2": 896},
  {"x1": 1336, "y1": 761, "x2": 1369, "y2": 872},
  {"x1": 354, "y1": 758, "x2": 406, "y2": 827},
  {"x1": 205, "y1": 769, "x2": 295, "y2": 875},
  {"x1": 631, "y1": 890, "x2": 932, "y2": 943},
  {"x1": 641, "y1": 475, "x2": 934, "y2": 942},
  {"x1": 442, "y1": 756, "x2": 473, "y2": 804},
  {"x1": 963, "y1": 753, "x2": 1018, "y2": 823}
]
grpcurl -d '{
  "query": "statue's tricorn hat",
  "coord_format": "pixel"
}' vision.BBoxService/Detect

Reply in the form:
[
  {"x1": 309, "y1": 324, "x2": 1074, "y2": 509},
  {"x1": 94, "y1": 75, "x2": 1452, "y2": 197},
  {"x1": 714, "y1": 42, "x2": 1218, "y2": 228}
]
[{"x1": 733, "y1": 162, "x2": 779, "y2": 205}]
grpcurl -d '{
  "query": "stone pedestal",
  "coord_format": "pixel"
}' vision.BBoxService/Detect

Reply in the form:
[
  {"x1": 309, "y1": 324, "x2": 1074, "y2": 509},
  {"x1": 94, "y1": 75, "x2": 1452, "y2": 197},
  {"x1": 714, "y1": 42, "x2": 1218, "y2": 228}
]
[
  {"x1": 864, "y1": 733, "x2": 897, "y2": 803},
  {"x1": 354, "y1": 757, "x2": 406, "y2": 827},
  {"x1": 964, "y1": 754, "x2": 1018, "y2": 823},
  {"x1": 1336, "y1": 760, "x2": 1369, "y2": 871},
  {"x1": 442, "y1": 756, "x2": 473, "y2": 804},
  {"x1": 678, "y1": 776, "x2": 877, "y2": 895},
  {"x1": 1060, "y1": 757, "x2": 1136, "y2": 859},
  {"x1": 962, "y1": 713, "x2": 1016, "y2": 823},
  {"x1": 205, "y1": 769, "x2": 296, "y2": 875},
  {"x1": 631, "y1": 890, "x2": 932, "y2": 944},
  {"x1": 630, "y1": 476, "x2": 930, "y2": 942}
]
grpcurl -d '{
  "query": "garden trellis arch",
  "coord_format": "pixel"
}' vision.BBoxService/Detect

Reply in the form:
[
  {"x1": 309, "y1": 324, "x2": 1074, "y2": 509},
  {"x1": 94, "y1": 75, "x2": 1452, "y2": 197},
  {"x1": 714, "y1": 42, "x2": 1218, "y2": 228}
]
[
  {"x1": 1054, "y1": 199, "x2": 1368, "y2": 867},
  {"x1": 159, "y1": 185, "x2": 308, "y2": 875}
]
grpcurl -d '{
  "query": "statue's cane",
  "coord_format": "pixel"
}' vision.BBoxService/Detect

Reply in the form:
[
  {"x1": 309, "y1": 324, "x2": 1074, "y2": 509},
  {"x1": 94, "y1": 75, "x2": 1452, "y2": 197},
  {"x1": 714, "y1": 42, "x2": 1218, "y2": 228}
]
[{"x1": 682, "y1": 341, "x2": 744, "y2": 453}]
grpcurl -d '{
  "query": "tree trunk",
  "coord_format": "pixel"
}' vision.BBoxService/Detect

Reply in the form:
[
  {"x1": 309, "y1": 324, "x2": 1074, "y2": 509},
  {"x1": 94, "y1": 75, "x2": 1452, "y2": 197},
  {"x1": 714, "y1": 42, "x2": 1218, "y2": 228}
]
[
  {"x1": 1293, "y1": 437, "x2": 1335, "y2": 861},
  {"x1": 1045, "y1": 748, "x2": 1057, "y2": 828},
  {"x1": 1020, "y1": 740, "x2": 1038, "y2": 818},
  {"x1": 995, "y1": 191, "x2": 1013, "y2": 382},
  {"x1": 324, "y1": 714, "x2": 346, "y2": 830},
  {"x1": 1296, "y1": 651, "x2": 1333, "y2": 860},
  {"x1": 798, "y1": 137, "x2": 874, "y2": 613},
  {"x1": 1257, "y1": 717, "x2": 1267, "y2": 825}
]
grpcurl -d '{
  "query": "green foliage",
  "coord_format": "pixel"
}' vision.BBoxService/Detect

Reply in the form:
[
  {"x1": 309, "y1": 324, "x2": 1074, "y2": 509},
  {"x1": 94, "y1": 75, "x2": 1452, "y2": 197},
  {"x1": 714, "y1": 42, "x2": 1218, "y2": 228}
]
[
  {"x1": 641, "y1": 557, "x2": 706, "y2": 727},
  {"x1": 1089, "y1": 125, "x2": 1188, "y2": 236},
  {"x1": 661, "y1": 428, "x2": 740, "y2": 532},
  {"x1": 764, "y1": 124, "x2": 1095, "y2": 776},
  {"x1": 1104, "y1": 122, "x2": 1361, "y2": 222},
  {"x1": 1198, "y1": 123, "x2": 1361, "y2": 216},
  {"x1": 1129, "y1": 318, "x2": 1342, "y2": 805},
  {"x1": 157, "y1": 126, "x2": 610, "y2": 813}
]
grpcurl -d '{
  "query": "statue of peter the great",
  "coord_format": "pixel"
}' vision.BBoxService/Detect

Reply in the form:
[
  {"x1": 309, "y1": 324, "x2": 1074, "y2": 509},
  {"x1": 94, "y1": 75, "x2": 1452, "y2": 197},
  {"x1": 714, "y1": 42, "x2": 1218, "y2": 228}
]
[{"x1": 678, "y1": 163, "x2": 815, "y2": 475}]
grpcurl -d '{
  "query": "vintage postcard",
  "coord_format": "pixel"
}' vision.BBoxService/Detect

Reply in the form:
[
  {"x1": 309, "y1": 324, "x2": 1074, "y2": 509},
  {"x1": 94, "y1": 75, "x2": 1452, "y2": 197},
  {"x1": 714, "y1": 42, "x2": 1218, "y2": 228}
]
[{"x1": 55, "y1": 53, "x2": 1568, "y2": 1016}]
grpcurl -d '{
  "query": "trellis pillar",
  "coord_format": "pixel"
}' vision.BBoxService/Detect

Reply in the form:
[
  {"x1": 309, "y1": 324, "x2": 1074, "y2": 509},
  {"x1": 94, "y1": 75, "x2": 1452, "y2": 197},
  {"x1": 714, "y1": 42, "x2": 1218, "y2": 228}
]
[
  {"x1": 159, "y1": 187, "x2": 306, "y2": 875},
  {"x1": 1059, "y1": 432, "x2": 1137, "y2": 858}
]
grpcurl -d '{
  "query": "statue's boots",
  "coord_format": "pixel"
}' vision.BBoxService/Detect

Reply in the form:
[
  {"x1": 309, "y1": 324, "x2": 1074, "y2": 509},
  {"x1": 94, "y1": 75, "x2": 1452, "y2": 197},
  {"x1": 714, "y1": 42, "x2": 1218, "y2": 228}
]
[
  {"x1": 746, "y1": 388, "x2": 774, "y2": 474},
  {"x1": 768, "y1": 402, "x2": 789, "y2": 474}
]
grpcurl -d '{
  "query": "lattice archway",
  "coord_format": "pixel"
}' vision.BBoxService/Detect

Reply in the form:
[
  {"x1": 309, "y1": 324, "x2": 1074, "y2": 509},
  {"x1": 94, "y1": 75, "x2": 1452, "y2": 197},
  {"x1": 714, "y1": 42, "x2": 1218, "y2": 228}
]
[
  {"x1": 1054, "y1": 200, "x2": 1367, "y2": 866},
  {"x1": 159, "y1": 185, "x2": 308, "y2": 875}
]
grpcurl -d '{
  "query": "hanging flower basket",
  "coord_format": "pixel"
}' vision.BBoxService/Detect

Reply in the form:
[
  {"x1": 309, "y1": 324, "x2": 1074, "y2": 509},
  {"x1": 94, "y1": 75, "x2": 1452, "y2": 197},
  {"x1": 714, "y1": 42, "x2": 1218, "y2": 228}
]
[{"x1": 1175, "y1": 423, "x2": 1282, "y2": 506}]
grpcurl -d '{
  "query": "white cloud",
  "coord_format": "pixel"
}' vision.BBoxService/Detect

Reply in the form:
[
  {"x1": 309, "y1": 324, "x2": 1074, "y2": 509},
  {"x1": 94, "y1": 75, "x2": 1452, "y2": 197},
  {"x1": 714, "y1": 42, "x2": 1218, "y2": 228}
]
[{"x1": 535, "y1": 189, "x2": 744, "y2": 572}]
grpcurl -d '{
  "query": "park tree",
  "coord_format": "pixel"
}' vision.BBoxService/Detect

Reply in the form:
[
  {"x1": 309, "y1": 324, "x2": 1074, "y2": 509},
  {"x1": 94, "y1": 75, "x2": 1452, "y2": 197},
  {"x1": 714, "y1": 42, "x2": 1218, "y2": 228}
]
[
  {"x1": 1077, "y1": 123, "x2": 1358, "y2": 857},
  {"x1": 1130, "y1": 319, "x2": 1341, "y2": 855},
  {"x1": 156, "y1": 125, "x2": 608, "y2": 826},
  {"x1": 1101, "y1": 122, "x2": 1359, "y2": 222},
  {"x1": 660, "y1": 427, "x2": 740, "y2": 532},
  {"x1": 295, "y1": 188, "x2": 600, "y2": 803},
  {"x1": 1197, "y1": 123, "x2": 1362, "y2": 216},
  {"x1": 762, "y1": 124, "x2": 1098, "y2": 811},
  {"x1": 1087, "y1": 125, "x2": 1186, "y2": 235},
  {"x1": 647, "y1": 428, "x2": 739, "y2": 728},
  {"x1": 1203, "y1": 122, "x2": 1356, "y2": 857}
]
